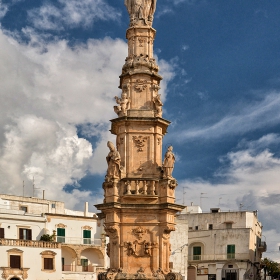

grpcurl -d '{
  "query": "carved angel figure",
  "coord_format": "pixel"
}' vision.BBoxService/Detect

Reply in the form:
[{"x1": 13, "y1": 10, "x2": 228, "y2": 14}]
[
  {"x1": 124, "y1": 0, "x2": 157, "y2": 25},
  {"x1": 106, "y1": 141, "x2": 121, "y2": 181},
  {"x1": 153, "y1": 94, "x2": 163, "y2": 117},
  {"x1": 162, "y1": 146, "x2": 175, "y2": 179},
  {"x1": 114, "y1": 93, "x2": 130, "y2": 116}
]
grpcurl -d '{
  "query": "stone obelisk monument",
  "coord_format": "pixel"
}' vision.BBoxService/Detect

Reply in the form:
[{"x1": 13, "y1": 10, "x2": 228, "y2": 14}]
[{"x1": 96, "y1": 1, "x2": 184, "y2": 279}]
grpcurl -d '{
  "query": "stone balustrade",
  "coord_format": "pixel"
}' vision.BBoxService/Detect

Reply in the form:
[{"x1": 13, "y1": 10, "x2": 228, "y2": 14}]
[{"x1": 0, "y1": 238, "x2": 61, "y2": 248}]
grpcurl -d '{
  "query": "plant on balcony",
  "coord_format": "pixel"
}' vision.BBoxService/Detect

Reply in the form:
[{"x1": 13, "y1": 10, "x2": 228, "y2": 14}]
[{"x1": 40, "y1": 234, "x2": 54, "y2": 242}]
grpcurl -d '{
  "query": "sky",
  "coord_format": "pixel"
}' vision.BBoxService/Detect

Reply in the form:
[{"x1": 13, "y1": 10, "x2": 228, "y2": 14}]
[{"x1": 0, "y1": 0, "x2": 280, "y2": 261}]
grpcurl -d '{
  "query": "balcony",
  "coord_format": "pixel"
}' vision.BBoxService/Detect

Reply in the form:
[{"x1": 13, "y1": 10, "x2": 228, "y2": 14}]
[
  {"x1": 189, "y1": 253, "x2": 250, "y2": 262},
  {"x1": 0, "y1": 238, "x2": 61, "y2": 248},
  {"x1": 57, "y1": 237, "x2": 102, "y2": 246},
  {"x1": 258, "y1": 241, "x2": 267, "y2": 252}
]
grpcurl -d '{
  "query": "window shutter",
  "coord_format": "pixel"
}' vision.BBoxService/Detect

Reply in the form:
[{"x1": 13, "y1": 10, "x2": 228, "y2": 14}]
[
  {"x1": 83, "y1": 230, "x2": 91, "y2": 238},
  {"x1": 193, "y1": 246, "x2": 201, "y2": 255},
  {"x1": 0, "y1": 228, "x2": 4, "y2": 238},
  {"x1": 27, "y1": 229, "x2": 32, "y2": 240},
  {"x1": 10, "y1": 255, "x2": 21, "y2": 268},
  {"x1": 57, "y1": 228, "x2": 65, "y2": 236},
  {"x1": 227, "y1": 245, "x2": 235, "y2": 254},
  {"x1": 19, "y1": 228, "x2": 24, "y2": 239},
  {"x1": 44, "y1": 258, "x2": 53, "y2": 270}
]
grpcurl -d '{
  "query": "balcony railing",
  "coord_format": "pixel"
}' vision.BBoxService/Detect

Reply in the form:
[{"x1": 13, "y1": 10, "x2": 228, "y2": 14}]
[
  {"x1": 0, "y1": 238, "x2": 61, "y2": 248},
  {"x1": 57, "y1": 237, "x2": 102, "y2": 246},
  {"x1": 258, "y1": 241, "x2": 267, "y2": 252},
  {"x1": 189, "y1": 253, "x2": 250, "y2": 261}
]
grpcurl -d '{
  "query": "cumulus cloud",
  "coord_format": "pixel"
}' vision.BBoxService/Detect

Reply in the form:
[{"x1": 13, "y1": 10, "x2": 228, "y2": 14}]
[
  {"x1": 176, "y1": 134, "x2": 280, "y2": 260},
  {"x1": 0, "y1": 26, "x2": 129, "y2": 209},
  {"x1": 28, "y1": 0, "x2": 121, "y2": 31}
]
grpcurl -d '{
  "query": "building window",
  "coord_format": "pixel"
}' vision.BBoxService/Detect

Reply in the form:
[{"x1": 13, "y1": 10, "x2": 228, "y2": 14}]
[
  {"x1": 19, "y1": 228, "x2": 32, "y2": 240},
  {"x1": 227, "y1": 244, "x2": 235, "y2": 259},
  {"x1": 0, "y1": 227, "x2": 4, "y2": 238},
  {"x1": 208, "y1": 224, "x2": 213, "y2": 230},
  {"x1": 44, "y1": 258, "x2": 54, "y2": 270},
  {"x1": 226, "y1": 223, "x2": 232, "y2": 229},
  {"x1": 51, "y1": 203, "x2": 56, "y2": 209},
  {"x1": 193, "y1": 246, "x2": 201, "y2": 260},
  {"x1": 41, "y1": 250, "x2": 56, "y2": 272},
  {"x1": 83, "y1": 230, "x2": 91, "y2": 244},
  {"x1": 20, "y1": 206, "x2": 28, "y2": 212},
  {"x1": 81, "y1": 259, "x2": 88, "y2": 272},
  {"x1": 57, "y1": 228, "x2": 65, "y2": 243},
  {"x1": 195, "y1": 226, "x2": 198, "y2": 230},
  {"x1": 10, "y1": 255, "x2": 21, "y2": 268}
]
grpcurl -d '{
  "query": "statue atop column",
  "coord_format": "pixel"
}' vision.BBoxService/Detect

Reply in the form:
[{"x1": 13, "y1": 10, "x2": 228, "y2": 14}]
[{"x1": 124, "y1": 0, "x2": 157, "y2": 26}]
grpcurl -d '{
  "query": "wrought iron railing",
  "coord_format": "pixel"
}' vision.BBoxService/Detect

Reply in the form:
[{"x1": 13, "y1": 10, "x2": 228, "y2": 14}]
[
  {"x1": 57, "y1": 237, "x2": 102, "y2": 245},
  {"x1": 189, "y1": 253, "x2": 250, "y2": 261}
]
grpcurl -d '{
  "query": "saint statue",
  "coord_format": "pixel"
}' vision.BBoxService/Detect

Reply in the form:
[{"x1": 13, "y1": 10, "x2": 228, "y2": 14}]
[
  {"x1": 106, "y1": 141, "x2": 121, "y2": 181},
  {"x1": 124, "y1": 0, "x2": 157, "y2": 25},
  {"x1": 162, "y1": 146, "x2": 175, "y2": 179}
]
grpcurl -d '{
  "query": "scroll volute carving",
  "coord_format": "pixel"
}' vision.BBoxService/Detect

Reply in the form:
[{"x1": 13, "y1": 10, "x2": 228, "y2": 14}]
[
  {"x1": 164, "y1": 225, "x2": 175, "y2": 234},
  {"x1": 104, "y1": 225, "x2": 119, "y2": 239}
]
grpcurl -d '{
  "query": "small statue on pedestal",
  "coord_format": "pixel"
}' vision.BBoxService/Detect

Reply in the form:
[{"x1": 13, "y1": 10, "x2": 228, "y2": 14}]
[{"x1": 162, "y1": 146, "x2": 175, "y2": 179}]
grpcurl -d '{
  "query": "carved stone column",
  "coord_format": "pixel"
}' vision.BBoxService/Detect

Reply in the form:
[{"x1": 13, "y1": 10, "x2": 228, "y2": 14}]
[{"x1": 95, "y1": 0, "x2": 184, "y2": 279}]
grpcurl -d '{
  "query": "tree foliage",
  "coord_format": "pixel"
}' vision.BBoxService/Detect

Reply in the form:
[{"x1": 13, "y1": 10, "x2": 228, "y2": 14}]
[{"x1": 262, "y1": 258, "x2": 280, "y2": 278}]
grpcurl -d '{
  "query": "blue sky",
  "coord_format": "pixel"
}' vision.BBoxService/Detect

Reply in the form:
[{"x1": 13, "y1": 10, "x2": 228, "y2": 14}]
[{"x1": 0, "y1": 0, "x2": 280, "y2": 260}]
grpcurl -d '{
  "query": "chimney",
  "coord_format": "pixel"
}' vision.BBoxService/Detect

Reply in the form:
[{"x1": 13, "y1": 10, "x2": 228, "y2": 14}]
[{"x1": 84, "y1": 202, "x2": 88, "y2": 217}]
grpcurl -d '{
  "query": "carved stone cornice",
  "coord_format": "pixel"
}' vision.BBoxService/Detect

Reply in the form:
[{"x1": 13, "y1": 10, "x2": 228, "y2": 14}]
[{"x1": 122, "y1": 54, "x2": 159, "y2": 75}]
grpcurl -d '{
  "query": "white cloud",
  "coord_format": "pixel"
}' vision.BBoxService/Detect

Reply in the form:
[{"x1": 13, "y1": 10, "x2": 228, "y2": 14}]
[
  {"x1": 176, "y1": 92, "x2": 280, "y2": 141},
  {"x1": 0, "y1": 27, "x2": 128, "y2": 209},
  {"x1": 28, "y1": 0, "x2": 121, "y2": 31},
  {"x1": 177, "y1": 134, "x2": 280, "y2": 260}
]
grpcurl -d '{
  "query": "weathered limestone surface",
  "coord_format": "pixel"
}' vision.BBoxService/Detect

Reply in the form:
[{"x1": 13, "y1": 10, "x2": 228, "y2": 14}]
[{"x1": 96, "y1": 1, "x2": 184, "y2": 279}]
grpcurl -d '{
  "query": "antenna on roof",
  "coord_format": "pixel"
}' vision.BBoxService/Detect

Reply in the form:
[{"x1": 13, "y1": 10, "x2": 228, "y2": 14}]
[
  {"x1": 183, "y1": 187, "x2": 187, "y2": 205},
  {"x1": 32, "y1": 176, "x2": 40, "y2": 197},
  {"x1": 23, "y1": 180, "x2": 25, "y2": 197},
  {"x1": 200, "y1": 192, "x2": 208, "y2": 210}
]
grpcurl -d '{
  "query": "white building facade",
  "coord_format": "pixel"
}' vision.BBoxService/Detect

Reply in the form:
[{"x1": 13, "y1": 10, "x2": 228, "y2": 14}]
[
  {"x1": 0, "y1": 194, "x2": 106, "y2": 280},
  {"x1": 172, "y1": 206, "x2": 266, "y2": 280}
]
